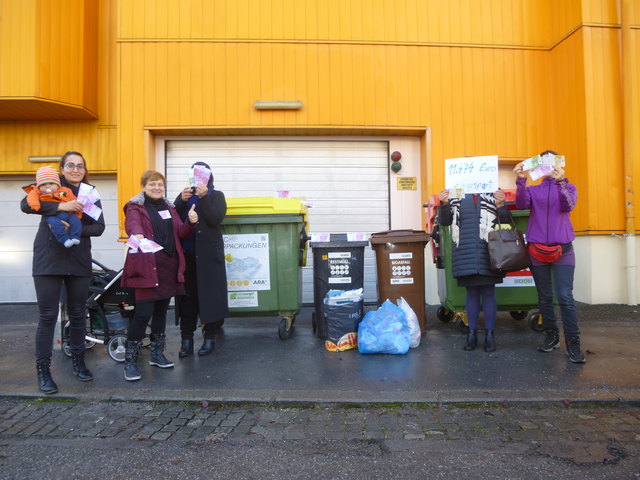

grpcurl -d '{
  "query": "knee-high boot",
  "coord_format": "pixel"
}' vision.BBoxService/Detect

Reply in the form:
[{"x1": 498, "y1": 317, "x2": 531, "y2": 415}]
[
  {"x1": 124, "y1": 340, "x2": 142, "y2": 381},
  {"x1": 36, "y1": 357, "x2": 58, "y2": 394},
  {"x1": 149, "y1": 333, "x2": 174, "y2": 368},
  {"x1": 71, "y1": 352, "x2": 93, "y2": 381}
]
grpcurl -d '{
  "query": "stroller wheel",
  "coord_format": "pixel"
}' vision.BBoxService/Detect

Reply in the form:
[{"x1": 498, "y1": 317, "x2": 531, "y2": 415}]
[
  {"x1": 107, "y1": 334, "x2": 127, "y2": 362},
  {"x1": 62, "y1": 341, "x2": 72, "y2": 358}
]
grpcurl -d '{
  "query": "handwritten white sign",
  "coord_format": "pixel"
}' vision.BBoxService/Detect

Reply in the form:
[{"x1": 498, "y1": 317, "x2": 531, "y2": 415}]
[{"x1": 445, "y1": 155, "x2": 499, "y2": 194}]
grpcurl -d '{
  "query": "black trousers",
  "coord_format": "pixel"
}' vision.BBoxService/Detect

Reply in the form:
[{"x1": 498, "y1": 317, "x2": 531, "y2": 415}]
[
  {"x1": 127, "y1": 298, "x2": 171, "y2": 342},
  {"x1": 176, "y1": 251, "x2": 222, "y2": 340},
  {"x1": 33, "y1": 275, "x2": 90, "y2": 360}
]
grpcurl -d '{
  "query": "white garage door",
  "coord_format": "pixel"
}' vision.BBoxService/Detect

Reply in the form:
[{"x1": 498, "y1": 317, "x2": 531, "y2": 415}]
[{"x1": 165, "y1": 140, "x2": 390, "y2": 304}]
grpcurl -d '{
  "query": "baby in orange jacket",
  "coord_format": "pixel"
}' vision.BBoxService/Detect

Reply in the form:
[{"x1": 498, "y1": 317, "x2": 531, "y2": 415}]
[{"x1": 23, "y1": 166, "x2": 83, "y2": 248}]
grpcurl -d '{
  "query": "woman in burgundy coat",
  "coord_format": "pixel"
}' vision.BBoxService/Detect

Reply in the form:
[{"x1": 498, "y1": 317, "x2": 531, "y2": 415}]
[{"x1": 121, "y1": 170, "x2": 198, "y2": 381}]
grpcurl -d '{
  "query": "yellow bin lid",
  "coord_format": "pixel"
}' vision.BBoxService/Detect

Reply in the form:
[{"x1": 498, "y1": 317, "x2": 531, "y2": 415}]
[{"x1": 226, "y1": 197, "x2": 309, "y2": 221}]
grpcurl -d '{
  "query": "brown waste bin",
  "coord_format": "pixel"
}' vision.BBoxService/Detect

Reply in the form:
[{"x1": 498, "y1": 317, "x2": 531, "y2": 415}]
[{"x1": 370, "y1": 230, "x2": 431, "y2": 333}]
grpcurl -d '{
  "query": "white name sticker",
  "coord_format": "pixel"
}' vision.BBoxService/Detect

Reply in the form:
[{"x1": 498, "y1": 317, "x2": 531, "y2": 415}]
[{"x1": 158, "y1": 210, "x2": 171, "y2": 220}]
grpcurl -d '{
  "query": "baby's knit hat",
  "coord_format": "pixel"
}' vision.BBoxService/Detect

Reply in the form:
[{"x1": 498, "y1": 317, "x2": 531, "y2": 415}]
[{"x1": 36, "y1": 166, "x2": 61, "y2": 187}]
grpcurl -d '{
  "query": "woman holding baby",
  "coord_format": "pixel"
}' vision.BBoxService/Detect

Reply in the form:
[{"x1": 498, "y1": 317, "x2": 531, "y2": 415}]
[{"x1": 20, "y1": 152, "x2": 105, "y2": 394}]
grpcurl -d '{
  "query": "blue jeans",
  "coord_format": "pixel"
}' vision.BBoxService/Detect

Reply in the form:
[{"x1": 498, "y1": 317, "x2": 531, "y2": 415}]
[
  {"x1": 45, "y1": 212, "x2": 81, "y2": 245},
  {"x1": 530, "y1": 264, "x2": 580, "y2": 337}
]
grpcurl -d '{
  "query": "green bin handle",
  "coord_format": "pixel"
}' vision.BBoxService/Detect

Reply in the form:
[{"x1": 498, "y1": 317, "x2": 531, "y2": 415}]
[{"x1": 299, "y1": 228, "x2": 309, "y2": 266}]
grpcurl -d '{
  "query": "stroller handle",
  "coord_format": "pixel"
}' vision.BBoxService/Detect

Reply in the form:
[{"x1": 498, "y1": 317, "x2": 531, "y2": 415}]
[{"x1": 92, "y1": 258, "x2": 110, "y2": 271}]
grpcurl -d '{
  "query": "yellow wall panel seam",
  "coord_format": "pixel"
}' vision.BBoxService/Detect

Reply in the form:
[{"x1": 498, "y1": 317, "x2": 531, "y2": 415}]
[{"x1": 116, "y1": 37, "x2": 551, "y2": 50}]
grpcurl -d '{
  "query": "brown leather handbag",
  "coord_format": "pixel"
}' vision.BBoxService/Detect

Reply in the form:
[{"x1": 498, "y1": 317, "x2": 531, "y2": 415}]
[{"x1": 487, "y1": 216, "x2": 531, "y2": 273}]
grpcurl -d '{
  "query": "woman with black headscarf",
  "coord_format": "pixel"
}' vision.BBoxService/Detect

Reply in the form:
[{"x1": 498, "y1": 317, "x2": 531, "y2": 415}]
[{"x1": 174, "y1": 161, "x2": 229, "y2": 357}]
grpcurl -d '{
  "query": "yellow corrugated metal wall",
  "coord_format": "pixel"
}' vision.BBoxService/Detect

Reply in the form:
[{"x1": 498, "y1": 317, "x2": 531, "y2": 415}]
[
  {"x1": 632, "y1": 0, "x2": 640, "y2": 221},
  {"x1": 0, "y1": 0, "x2": 38, "y2": 96},
  {"x1": 119, "y1": 0, "x2": 554, "y2": 45},
  {"x1": 34, "y1": 0, "x2": 98, "y2": 113},
  {"x1": 0, "y1": 0, "x2": 637, "y2": 236},
  {"x1": 116, "y1": 0, "x2": 578, "y2": 232},
  {"x1": 0, "y1": 0, "x2": 116, "y2": 172}
]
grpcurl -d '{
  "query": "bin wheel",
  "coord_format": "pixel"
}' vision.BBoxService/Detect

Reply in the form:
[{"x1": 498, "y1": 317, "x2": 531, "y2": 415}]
[
  {"x1": 437, "y1": 306, "x2": 454, "y2": 323},
  {"x1": 510, "y1": 310, "x2": 528, "y2": 321},
  {"x1": 454, "y1": 313, "x2": 469, "y2": 333},
  {"x1": 528, "y1": 312, "x2": 544, "y2": 332},
  {"x1": 278, "y1": 317, "x2": 294, "y2": 340},
  {"x1": 107, "y1": 334, "x2": 127, "y2": 362},
  {"x1": 311, "y1": 312, "x2": 317, "y2": 334}
]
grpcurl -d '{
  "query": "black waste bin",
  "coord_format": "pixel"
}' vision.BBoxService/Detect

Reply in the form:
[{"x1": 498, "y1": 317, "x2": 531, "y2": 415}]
[{"x1": 310, "y1": 234, "x2": 368, "y2": 338}]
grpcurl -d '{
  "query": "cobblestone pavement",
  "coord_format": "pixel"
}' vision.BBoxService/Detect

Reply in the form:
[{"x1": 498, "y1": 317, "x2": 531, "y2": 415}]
[{"x1": 1, "y1": 398, "x2": 639, "y2": 476}]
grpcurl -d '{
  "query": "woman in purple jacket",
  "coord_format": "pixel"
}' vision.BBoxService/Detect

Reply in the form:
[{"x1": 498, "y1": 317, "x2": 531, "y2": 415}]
[
  {"x1": 514, "y1": 150, "x2": 585, "y2": 363},
  {"x1": 121, "y1": 170, "x2": 199, "y2": 381}
]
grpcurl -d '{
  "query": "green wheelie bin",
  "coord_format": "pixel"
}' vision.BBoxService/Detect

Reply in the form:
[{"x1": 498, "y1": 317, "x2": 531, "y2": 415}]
[
  {"x1": 426, "y1": 192, "x2": 541, "y2": 332},
  {"x1": 221, "y1": 197, "x2": 309, "y2": 340}
]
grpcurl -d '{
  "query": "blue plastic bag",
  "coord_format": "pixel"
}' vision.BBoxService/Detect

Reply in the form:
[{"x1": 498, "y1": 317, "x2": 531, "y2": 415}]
[{"x1": 357, "y1": 300, "x2": 411, "y2": 354}]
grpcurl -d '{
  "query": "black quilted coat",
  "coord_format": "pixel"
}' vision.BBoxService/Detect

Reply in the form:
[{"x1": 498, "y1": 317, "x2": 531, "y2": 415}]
[{"x1": 438, "y1": 194, "x2": 510, "y2": 280}]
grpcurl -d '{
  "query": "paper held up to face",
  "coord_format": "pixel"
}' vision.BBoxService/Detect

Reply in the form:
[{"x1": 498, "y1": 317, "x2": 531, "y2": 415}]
[
  {"x1": 525, "y1": 154, "x2": 565, "y2": 181},
  {"x1": 522, "y1": 155, "x2": 541, "y2": 171},
  {"x1": 522, "y1": 154, "x2": 565, "y2": 172},
  {"x1": 529, "y1": 164, "x2": 554, "y2": 181},
  {"x1": 192, "y1": 165, "x2": 212, "y2": 187},
  {"x1": 445, "y1": 155, "x2": 499, "y2": 194}
]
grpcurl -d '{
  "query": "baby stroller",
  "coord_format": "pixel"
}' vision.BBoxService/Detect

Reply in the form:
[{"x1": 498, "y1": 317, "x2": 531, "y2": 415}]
[{"x1": 61, "y1": 259, "x2": 136, "y2": 362}]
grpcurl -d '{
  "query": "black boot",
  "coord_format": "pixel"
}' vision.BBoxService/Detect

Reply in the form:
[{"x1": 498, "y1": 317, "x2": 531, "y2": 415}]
[
  {"x1": 566, "y1": 336, "x2": 586, "y2": 364},
  {"x1": 179, "y1": 338, "x2": 194, "y2": 358},
  {"x1": 538, "y1": 328, "x2": 560, "y2": 352},
  {"x1": 483, "y1": 330, "x2": 496, "y2": 352},
  {"x1": 71, "y1": 352, "x2": 93, "y2": 381},
  {"x1": 36, "y1": 358, "x2": 58, "y2": 394},
  {"x1": 149, "y1": 333, "x2": 174, "y2": 368},
  {"x1": 463, "y1": 330, "x2": 477, "y2": 351},
  {"x1": 124, "y1": 340, "x2": 142, "y2": 381},
  {"x1": 198, "y1": 337, "x2": 215, "y2": 356}
]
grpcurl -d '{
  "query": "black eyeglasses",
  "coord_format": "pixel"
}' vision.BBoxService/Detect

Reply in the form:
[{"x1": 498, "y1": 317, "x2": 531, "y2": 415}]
[{"x1": 63, "y1": 163, "x2": 85, "y2": 171}]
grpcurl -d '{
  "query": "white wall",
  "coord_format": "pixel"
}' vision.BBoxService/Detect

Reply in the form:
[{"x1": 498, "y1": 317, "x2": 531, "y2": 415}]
[
  {"x1": 388, "y1": 137, "x2": 423, "y2": 231},
  {"x1": 0, "y1": 177, "x2": 123, "y2": 303},
  {"x1": 574, "y1": 235, "x2": 639, "y2": 305}
]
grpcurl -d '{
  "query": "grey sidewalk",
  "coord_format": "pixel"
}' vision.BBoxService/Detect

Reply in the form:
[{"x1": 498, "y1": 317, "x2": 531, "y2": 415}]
[{"x1": 1, "y1": 303, "x2": 639, "y2": 404}]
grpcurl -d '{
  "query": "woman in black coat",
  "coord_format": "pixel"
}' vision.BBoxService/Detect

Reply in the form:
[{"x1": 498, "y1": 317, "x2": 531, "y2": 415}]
[
  {"x1": 438, "y1": 189, "x2": 509, "y2": 352},
  {"x1": 174, "y1": 162, "x2": 229, "y2": 357},
  {"x1": 21, "y1": 151, "x2": 105, "y2": 394}
]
